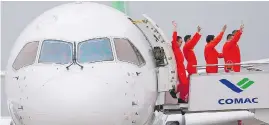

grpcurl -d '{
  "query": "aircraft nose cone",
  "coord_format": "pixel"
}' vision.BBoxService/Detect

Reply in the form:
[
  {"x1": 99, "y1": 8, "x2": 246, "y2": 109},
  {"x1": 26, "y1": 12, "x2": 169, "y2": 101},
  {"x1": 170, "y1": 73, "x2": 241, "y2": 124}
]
[{"x1": 22, "y1": 73, "x2": 134, "y2": 125}]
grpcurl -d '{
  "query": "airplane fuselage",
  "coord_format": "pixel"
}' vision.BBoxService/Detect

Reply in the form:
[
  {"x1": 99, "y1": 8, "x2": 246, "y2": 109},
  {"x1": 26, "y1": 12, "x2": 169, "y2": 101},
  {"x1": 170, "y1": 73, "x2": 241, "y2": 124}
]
[{"x1": 5, "y1": 2, "x2": 158, "y2": 125}]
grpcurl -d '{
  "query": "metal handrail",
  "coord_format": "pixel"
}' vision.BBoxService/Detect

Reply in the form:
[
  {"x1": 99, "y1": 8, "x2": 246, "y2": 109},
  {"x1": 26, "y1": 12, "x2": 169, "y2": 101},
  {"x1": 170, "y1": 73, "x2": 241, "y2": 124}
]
[{"x1": 194, "y1": 62, "x2": 269, "y2": 67}]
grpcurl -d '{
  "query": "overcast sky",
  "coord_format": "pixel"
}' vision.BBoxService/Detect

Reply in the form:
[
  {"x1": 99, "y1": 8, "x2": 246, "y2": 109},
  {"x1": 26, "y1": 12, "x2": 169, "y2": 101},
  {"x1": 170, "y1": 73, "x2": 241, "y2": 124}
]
[
  {"x1": 2, "y1": 1, "x2": 269, "y2": 70},
  {"x1": 1, "y1": 1, "x2": 269, "y2": 117}
]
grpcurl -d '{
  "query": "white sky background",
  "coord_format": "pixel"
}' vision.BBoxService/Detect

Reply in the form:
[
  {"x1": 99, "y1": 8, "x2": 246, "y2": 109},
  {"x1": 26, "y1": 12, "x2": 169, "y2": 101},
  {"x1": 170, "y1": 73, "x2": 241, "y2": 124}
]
[
  {"x1": 1, "y1": 1, "x2": 269, "y2": 117},
  {"x1": 2, "y1": 1, "x2": 269, "y2": 71}
]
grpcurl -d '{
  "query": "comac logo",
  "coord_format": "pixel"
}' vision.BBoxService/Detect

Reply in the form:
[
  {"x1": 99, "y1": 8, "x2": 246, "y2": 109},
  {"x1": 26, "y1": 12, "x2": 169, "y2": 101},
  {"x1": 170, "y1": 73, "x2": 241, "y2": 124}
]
[
  {"x1": 219, "y1": 78, "x2": 254, "y2": 93},
  {"x1": 218, "y1": 78, "x2": 258, "y2": 105}
]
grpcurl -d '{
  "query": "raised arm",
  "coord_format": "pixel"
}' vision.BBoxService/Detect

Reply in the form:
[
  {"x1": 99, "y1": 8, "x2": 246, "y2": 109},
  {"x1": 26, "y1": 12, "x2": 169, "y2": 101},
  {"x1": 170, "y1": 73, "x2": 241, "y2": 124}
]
[
  {"x1": 225, "y1": 29, "x2": 242, "y2": 49},
  {"x1": 207, "y1": 25, "x2": 227, "y2": 49},
  {"x1": 184, "y1": 26, "x2": 202, "y2": 49},
  {"x1": 172, "y1": 21, "x2": 179, "y2": 49},
  {"x1": 230, "y1": 30, "x2": 242, "y2": 44},
  {"x1": 224, "y1": 24, "x2": 244, "y2": 49},
  {"x1": 230, "y1": 24, "x2": 244, "y2": 44}
]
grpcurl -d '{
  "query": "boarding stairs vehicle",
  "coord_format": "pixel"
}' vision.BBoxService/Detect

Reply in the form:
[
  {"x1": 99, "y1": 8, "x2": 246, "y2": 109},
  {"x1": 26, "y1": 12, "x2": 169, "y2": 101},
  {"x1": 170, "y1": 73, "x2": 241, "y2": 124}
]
[{"x1": 132, "y1": 14, "x2": 269, "y2": 125}]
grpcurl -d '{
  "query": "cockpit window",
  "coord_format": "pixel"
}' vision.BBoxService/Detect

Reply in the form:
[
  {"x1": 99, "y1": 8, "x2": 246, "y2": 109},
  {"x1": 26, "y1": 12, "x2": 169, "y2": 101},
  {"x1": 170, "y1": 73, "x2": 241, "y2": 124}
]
[
  {"x1": 77, "y1": 38, "x2": 114, "y2": 63},
  {"x1": 12, "y1": 41, "x2": 39, "y2": 70},
  {"x1": 114, "y1": 38, "x2": 145, "y2": 66},
  {"x1": 38, "y1": 40, "x2": 73, "y2": 64}
]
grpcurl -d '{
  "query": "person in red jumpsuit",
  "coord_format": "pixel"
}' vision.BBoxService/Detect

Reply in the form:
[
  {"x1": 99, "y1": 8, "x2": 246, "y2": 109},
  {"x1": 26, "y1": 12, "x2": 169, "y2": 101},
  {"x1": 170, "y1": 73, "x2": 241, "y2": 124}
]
[
  {"x1": 204, "y1": 25, "x2": 227, "y2": 73},
  {"x1": 169, "y1": 21, "x2": 189, "y2": 103},
  {"x1": 183, "y1": 26, "x2": 202, "y2": 75},
  {"x1": 222, "y1": 24, "x2": 244, "y2": 72}
]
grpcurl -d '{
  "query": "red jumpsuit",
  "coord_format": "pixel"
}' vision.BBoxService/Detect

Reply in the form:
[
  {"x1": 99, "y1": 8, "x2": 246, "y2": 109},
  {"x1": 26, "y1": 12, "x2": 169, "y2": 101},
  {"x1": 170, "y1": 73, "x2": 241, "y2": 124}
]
[
  {"x1": 183, "y1": 32, "x2": 201, "y2": 75},
  {"x1": 223, "y1": 30, "x2": 242, "y2": 72},
  {"x1": 204, "y1": 31, "x2": 224, "y2": 73},
  {"x1": 171, "y1": 31, "x2": 189, "y2": 101}
]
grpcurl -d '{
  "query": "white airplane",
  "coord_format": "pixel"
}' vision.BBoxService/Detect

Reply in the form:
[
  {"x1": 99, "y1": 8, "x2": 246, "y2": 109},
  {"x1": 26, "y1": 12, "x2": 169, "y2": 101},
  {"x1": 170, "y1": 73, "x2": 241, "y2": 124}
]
[{"x1": 2, "y1": 2, "x2": 269, "y2": 125}]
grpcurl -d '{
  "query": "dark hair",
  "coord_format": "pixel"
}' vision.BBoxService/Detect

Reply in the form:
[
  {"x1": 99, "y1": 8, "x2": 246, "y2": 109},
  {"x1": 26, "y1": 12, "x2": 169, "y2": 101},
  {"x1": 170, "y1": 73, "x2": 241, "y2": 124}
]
[
  {"x1": 227, "y1": 34, "x2": 233, "y2": 40},
  {"x1": 206, "y1": 35, "x2": 215, "y2": 43},
  {"x1": 177, "y1": 36, "x2": 182, "y2": 41},
  {"x1": 232, "y1": 30, "x2": 238, "y2": 35},
  {"x1": 184, "y1": 35, "x2": 191, "y2": 42}
]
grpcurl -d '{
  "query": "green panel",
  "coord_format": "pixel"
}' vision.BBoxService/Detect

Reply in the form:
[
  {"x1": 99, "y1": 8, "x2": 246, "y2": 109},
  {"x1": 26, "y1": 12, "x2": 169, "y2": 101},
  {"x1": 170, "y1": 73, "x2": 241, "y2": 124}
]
[
  {"x1": 241, "y1": 81, "x2": 255, "y2": 89},
  {"x1": 112, "y1": 1, "x2": 126, "y2": 14},
  {"x1": 237, "y1": 78, "x2": 249, "y2": 86}
]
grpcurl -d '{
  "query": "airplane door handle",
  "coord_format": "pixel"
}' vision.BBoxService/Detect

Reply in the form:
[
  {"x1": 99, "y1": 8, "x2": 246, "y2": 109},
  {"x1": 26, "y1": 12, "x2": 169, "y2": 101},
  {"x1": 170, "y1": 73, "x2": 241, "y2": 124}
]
[
  {"x1": 136, "y1": 72, "x2": 141, "y2": 76},
  {"x1": 132, "y1": 101, "x2": 137, "y2": 106},
  {"x1": 18, "y1": 106, "x2": 23, "y2": 110},
  {"x1": 13, "y1": 76, "x2": 19, "y2": 80}
]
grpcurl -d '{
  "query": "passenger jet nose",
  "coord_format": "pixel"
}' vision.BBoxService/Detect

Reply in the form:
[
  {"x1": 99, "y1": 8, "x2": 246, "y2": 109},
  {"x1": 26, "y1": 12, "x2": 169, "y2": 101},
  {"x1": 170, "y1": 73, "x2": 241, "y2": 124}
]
[{"x1": 24, "y1": 72, "x2": 134, "y2": 125}]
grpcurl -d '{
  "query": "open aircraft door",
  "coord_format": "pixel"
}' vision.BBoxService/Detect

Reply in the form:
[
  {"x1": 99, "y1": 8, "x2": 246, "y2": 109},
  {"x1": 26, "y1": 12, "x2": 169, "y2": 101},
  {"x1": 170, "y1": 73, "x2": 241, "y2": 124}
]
[
  {"x1": 132, "y1": 13, "x2": 269, "y2": 124},
  {"x1": 132, "y1": 14, "x2": 179, "y2": 105}
]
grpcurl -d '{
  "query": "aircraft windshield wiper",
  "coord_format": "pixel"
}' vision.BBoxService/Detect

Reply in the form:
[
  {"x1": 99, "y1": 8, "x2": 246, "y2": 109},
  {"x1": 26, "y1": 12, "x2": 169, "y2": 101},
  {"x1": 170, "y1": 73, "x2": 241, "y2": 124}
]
[{"x1": 66, "y1": 42, "x2": 84, "y2": 70}]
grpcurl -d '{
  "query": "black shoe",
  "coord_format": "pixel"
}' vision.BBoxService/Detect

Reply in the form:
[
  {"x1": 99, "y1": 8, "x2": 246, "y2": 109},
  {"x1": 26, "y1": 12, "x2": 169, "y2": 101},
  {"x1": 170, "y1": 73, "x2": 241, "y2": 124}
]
[
  {"x1": 169, "y1": 89, "x2": 177, "y2": 99},
  {"x1": 178, "y1": 98, "x2": 187, "y2": 103}
]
